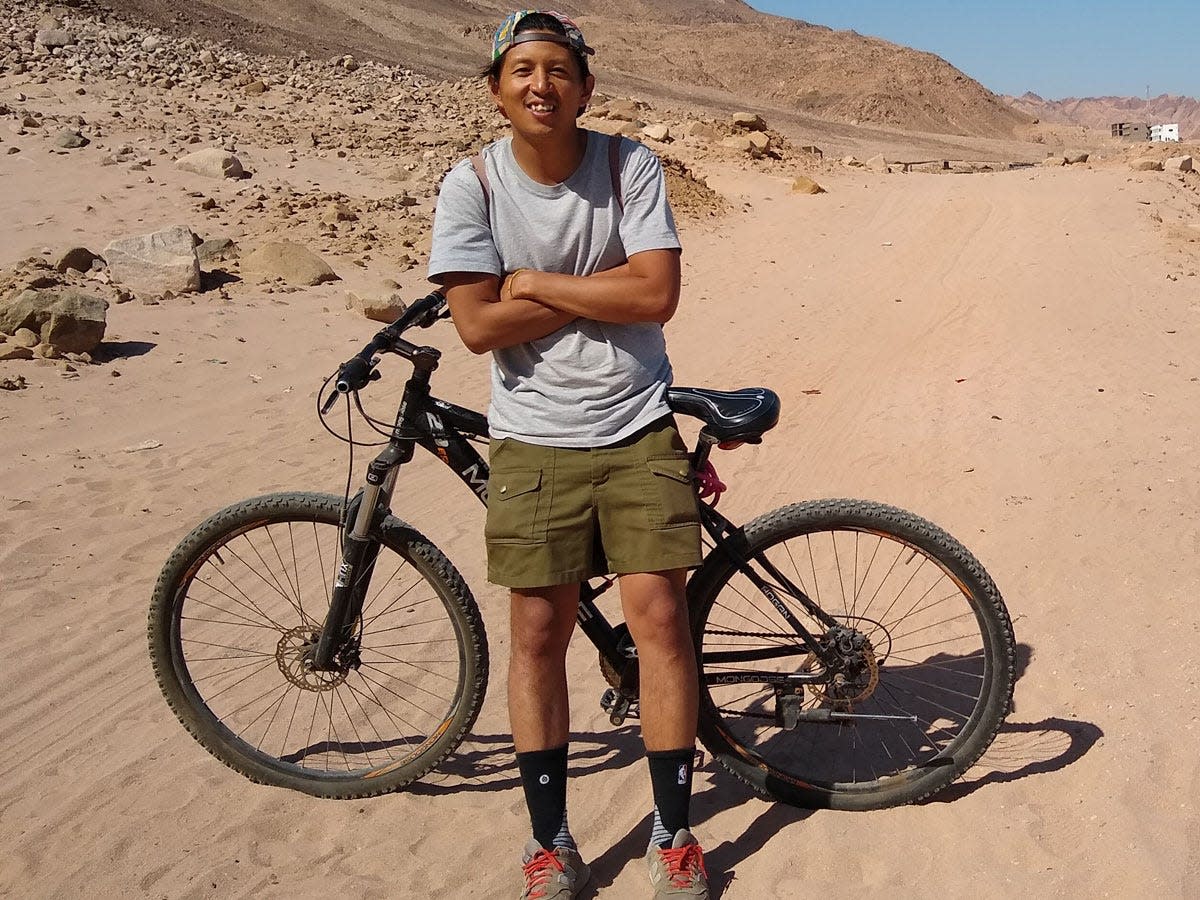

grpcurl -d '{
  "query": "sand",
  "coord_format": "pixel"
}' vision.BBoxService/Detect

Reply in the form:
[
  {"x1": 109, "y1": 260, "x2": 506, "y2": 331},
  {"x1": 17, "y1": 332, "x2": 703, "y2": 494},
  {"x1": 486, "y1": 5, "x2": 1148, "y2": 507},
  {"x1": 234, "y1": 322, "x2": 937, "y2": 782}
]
[{"x1": 4, "y1": 21, "x2": 1200, "y2": 900}]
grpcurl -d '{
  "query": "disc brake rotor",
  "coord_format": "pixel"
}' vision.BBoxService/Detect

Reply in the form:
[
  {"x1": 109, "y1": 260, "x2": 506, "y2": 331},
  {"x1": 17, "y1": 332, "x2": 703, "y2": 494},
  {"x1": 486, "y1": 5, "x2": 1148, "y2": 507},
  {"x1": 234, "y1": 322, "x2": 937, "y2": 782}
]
[{"x1": 276, "y1": 626, "x2": 348, "y2": 691}]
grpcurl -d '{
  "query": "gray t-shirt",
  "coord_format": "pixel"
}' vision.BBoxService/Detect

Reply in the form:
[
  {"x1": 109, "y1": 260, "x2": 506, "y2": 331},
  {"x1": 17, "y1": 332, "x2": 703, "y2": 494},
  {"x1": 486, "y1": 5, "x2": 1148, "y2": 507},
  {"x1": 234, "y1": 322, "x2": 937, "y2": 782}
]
[{"x1": 427, "y1": 130, "x2": 682, "y2": 448}]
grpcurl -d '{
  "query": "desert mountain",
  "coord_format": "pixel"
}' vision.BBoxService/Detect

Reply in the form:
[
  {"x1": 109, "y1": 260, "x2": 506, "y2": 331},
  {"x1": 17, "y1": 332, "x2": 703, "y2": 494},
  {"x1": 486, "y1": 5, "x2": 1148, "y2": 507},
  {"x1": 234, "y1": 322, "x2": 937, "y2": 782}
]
[
  {"x1": 104, "y1": 0, "x2": 1030, "y2": 138},
  {"x1": 1006, "y1": 92, "x2": 1199, "y2": 141}
]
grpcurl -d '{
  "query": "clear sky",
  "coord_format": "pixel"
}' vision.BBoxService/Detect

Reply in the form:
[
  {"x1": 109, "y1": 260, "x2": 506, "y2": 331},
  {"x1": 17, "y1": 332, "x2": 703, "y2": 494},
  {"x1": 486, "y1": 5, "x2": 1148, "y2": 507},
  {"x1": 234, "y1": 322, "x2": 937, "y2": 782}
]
[{"x1": 747, "y1": 1, "x2": 1197, "y2": 100}]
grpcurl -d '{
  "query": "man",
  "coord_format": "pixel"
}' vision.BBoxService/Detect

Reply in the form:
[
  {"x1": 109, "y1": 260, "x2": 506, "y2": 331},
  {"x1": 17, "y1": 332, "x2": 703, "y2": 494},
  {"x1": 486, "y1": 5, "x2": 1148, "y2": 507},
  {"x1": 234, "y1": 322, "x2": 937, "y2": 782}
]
[{"x1": 428, "y1": 11, "x2": 708, "y2": 899}]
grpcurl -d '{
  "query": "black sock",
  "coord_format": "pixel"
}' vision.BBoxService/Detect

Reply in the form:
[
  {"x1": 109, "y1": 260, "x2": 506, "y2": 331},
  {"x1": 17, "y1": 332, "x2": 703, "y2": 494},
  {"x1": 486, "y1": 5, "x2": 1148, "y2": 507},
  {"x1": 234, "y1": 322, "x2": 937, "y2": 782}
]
[
  {"x1": 647, "y1": 747, "x2": 694, "y2": 846},
  {"x1": 516, "y1": 745, "x2": 569, "y2": 851}
]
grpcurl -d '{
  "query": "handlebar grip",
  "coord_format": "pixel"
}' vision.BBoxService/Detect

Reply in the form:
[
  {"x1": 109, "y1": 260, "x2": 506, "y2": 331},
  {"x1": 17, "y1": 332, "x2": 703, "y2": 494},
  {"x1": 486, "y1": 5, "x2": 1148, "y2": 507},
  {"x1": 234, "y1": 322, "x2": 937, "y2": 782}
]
[{"x1": 335, "y1": 356, "x2": 375, "y2": 393}]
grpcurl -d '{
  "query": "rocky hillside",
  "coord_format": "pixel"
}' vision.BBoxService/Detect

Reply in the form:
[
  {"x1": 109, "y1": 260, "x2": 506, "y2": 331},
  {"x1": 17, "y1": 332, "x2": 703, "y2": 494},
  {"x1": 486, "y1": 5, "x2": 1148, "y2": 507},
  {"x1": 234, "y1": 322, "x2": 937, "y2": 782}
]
[
  {"x1": 1007, "y1": 93, "x2": 1200, "y2": 141},
  {"x1": 101, "y1": 0, "x2": 1030, "y2": 138}
]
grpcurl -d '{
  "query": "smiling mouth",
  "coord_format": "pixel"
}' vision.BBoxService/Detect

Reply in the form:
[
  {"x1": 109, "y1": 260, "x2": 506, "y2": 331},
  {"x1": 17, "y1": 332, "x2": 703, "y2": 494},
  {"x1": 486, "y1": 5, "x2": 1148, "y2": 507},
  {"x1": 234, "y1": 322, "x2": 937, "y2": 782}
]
[{"x1": 527, "y1": 103, "x2": 556, "y2": 114}]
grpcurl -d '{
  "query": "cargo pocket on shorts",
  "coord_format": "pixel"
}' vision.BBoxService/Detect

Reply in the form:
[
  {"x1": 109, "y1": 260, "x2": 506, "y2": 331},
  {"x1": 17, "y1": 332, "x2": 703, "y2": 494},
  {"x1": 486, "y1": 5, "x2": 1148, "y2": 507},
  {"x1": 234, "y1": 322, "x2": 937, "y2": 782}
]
[
  {"x1": 485, "y1": 468, "x2": 547, "y2": 545},
  {"x1": 645, "y1": 455, "x2": 700, "y2": 529}
]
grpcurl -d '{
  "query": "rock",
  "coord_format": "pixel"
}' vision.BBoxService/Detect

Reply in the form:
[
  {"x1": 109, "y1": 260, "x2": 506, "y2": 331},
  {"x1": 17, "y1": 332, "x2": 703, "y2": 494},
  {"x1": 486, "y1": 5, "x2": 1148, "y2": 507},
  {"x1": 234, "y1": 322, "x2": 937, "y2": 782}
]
[
  {"x1": 346, "y1": 288, "x2": 407, "y2": 323},
  {"x1": 721, "y1": 135, "x2": 754, "y2": 153},
  {"x1": 791, "y1": 175, "x2": 826, "y2": 195},
  {"x1": 1131, "y1": 158, "x2": 1164, "y2": 172},
  {"x1": 242, "y1": 241, "x2": 338, "y2": 286},
  {"x1": 55, "y1": 247, "x2": 101, "y2": 273},
  {"x1": 0, "y1": 288, "x2": 108, "y2": 354},
  {"x1": 340, "y1": 55, "x2": 359, "y2": 72},
  {"x1": 176, "y1": 148, "x2": 245, "y2": 179},
  {"x1": 731, "y1": 112, "x2": 767, "y2": 132},
  {"x1": 799, "y1": 145, "x2": 824, "y2": 158},
  {"x1": 842, "y1": 156, "x2": 865, "y2": 168},
  {"x1": 0, "y1": 343, "x2": 35, "y2": 362},
  {"x1": 12, "y1": 327, "x2": 39, "y2": 348},
  {"x1": 747, "y1": 132, "x2": 771, "y2": 155},
  {"x1": 198, "y1": 49, "x2": 215, "y2": 65},
  {"x1": 35, "y1": 29, "x2": 76, "y2": 49},
  {"x1": 1165, "y1": 155, "x2": 1193, "y2": 173},
  {"x1": 196, "y1": 237, "x2": 238, "y2": 264},
  {"x1": 321, "y1": 201, "x2": 357, "y2": 224},
  {"x1": 613, "y1": 121, "x2": 641, "y2": 137},
  {"x1": 1, "y1": 374, "x2": 29, "y2": 390},
  {"x1": 605, "y1": 99, "x2": 640, "y2": 121},
  {"x1": 104, "y1": 225, "x2": 202, "y2": 295},
  {"x1": 642, "y1": 124, "x2": 671, "y2": 142},
  {"x1": 866, "y1": 155, "x2": 891, "y2": 173},
  {"x1": 683, "y1": 121, "x2": 721, "y2": 143},
  {"x1": 1065, "y1": 151, "x2": 1090, "y2": 165},
  {"x1": 141, "y1": 35, "x2": 163, "y2": 52},
  {"x1": 243, "y1": 80, "x2": 268, "y2": 95},
  {"x1": 54, "y1": 129, "x2": 89, "y2": 149},
  {"x1": 1042, "y1": 155, "x2": 1066, "y2": 167}
]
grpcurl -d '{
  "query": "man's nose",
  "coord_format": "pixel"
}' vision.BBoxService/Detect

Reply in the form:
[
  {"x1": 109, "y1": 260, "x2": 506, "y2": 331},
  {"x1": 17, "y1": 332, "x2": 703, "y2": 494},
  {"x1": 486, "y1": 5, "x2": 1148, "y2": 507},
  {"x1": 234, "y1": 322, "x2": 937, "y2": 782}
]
[{"x1": 530, "y1": 67, "x2": 551, "y2": 92}]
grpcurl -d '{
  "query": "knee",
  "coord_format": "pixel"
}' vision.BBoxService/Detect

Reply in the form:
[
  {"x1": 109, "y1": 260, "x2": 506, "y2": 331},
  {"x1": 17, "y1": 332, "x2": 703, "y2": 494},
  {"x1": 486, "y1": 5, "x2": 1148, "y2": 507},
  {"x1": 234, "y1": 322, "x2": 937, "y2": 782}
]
[
  {"x1": 626, "y1": 596, "x2": 691, "y2": 652},
  {"x1": 510, "y1": 590, "x2": 577, "y2": 663}
]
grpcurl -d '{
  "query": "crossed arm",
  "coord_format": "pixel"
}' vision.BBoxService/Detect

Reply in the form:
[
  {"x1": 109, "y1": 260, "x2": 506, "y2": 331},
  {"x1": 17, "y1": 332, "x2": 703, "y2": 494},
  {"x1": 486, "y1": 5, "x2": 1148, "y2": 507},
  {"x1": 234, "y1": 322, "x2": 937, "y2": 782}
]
[{"x1": 438, "y1": 248, "x2": 681, "y2": 354}]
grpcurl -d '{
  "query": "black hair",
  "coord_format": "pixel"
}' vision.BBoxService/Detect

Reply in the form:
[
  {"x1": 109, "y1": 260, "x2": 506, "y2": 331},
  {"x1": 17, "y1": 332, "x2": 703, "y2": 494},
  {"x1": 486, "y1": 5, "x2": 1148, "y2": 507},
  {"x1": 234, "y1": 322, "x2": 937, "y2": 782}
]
[{"x1": 480, "y1": 12, "x2": 591, "y2": 82}]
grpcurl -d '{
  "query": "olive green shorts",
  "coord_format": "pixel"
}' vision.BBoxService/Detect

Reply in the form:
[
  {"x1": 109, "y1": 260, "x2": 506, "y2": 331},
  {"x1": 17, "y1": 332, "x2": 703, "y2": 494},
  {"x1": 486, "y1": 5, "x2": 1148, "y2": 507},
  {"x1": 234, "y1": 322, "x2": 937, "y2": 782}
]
[{"x1": 485, "y1": 416, "x2": 703, "y2": 589}]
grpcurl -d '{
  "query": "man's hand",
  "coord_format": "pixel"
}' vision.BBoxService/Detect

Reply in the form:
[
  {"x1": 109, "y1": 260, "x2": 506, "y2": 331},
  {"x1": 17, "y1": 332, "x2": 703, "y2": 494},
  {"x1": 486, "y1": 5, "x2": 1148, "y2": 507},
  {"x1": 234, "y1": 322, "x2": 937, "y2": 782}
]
[{"x1": 439, "y1": 271, "x2": 575, "y2": 354}]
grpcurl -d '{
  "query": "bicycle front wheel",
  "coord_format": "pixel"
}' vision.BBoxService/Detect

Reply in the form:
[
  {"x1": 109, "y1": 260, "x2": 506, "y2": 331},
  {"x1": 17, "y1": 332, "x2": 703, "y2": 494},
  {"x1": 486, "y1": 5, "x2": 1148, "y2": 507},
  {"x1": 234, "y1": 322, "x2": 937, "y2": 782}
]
[
  {"x1": 692, "y1": 499, "x2": 1014, "y2": 810},
  {"x1": 148, "y1": 492, "x2": 487, "y2": 798}
]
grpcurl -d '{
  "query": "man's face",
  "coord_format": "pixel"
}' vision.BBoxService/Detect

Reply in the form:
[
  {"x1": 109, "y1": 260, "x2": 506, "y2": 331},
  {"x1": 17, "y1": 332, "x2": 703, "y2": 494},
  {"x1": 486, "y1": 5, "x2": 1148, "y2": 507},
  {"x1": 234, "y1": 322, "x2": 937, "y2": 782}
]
[{"x1": 490, "y1": 35, "x2": 594, "y2": 136}]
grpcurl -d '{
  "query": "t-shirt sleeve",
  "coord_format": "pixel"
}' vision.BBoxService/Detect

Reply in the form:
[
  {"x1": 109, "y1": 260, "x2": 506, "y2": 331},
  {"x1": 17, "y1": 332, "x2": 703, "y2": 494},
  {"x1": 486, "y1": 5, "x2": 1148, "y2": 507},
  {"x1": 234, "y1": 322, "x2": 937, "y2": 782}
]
[
  {"x1": 617, "y1": 140, "x2": 682, "y2": 258},
  {"x1": 427, "y1": 160, "x2": 502, "y2": 283}
]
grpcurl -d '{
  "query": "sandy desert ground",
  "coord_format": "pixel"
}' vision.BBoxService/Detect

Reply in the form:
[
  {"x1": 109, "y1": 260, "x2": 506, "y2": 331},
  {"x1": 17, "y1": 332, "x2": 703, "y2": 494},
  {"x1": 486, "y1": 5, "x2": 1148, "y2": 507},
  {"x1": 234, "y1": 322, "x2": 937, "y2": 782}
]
[{"x1": 3, "y1": 8, "x2": 1200, "y2": 900}]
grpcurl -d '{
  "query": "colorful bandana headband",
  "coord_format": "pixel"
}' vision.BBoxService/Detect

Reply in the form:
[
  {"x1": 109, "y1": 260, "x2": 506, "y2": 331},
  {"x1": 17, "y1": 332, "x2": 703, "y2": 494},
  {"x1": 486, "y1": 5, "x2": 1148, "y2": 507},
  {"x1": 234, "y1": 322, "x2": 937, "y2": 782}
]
[{"x1": 491, "y1": 9, "x2": 595, "y2": 61}]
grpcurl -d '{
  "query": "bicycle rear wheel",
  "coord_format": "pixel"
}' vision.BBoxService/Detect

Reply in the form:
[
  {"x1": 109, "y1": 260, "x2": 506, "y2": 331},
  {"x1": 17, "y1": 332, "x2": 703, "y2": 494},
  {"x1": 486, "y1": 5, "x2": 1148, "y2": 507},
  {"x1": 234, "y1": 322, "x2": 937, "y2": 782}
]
[
  {"x1": 691, "y1": 498, "x2": 1014, "y2": 810},
  {"x1": 148, "y1": 492, "x2": 487, "y2": 798}
]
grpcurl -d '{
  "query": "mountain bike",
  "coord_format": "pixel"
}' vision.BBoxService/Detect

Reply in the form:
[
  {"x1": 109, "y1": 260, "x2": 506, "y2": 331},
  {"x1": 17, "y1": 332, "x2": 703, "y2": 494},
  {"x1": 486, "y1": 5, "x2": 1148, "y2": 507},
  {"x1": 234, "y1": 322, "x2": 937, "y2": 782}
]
[{"x1": 148, "y1": 291, "x2": 1016, "y2": 811}]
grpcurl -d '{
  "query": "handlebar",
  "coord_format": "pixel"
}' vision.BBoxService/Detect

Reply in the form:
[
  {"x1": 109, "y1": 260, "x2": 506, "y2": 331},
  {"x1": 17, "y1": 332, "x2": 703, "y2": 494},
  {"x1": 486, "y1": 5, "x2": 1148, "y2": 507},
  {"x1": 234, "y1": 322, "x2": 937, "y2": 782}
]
[{"x1": 320, "y1": 291, "x2": 449, "y2": 413}]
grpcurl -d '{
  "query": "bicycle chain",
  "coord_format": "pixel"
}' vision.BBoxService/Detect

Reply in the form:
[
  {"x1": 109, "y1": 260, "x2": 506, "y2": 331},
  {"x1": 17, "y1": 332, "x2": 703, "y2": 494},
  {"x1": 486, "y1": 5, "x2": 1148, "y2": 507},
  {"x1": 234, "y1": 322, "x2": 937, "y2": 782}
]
[{"x1": 705, "y1": 628, "x2": 808, "y2": 640}]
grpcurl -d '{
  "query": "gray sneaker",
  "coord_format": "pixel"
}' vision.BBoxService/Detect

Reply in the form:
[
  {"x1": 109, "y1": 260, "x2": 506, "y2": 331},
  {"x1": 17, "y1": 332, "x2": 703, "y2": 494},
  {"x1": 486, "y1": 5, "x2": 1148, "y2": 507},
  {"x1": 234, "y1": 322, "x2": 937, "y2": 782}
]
[
  {"x1": 646, "y1": 829, "x2": 709, "y2": 898},
  {"x1": 519, "y1": 838, "x2": 590, "y2": 900}
]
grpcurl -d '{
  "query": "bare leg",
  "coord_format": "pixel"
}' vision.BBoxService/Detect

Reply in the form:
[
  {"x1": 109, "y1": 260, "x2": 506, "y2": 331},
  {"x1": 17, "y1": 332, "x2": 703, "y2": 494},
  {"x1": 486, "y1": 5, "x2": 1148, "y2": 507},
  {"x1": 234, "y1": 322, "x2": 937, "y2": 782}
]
[
  {"x1": 619, "y1": 569, "x2": 698, "y2": 751},
  {"x1": 508, "y1": 583, "x2": 580, "y2": 752}
]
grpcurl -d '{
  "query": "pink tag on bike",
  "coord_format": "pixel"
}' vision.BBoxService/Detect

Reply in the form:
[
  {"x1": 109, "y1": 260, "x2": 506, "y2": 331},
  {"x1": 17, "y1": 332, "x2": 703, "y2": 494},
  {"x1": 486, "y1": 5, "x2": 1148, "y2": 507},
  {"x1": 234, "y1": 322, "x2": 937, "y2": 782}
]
[{"x1": 696, "y1": 460, "x2": 727, "y2": 505}]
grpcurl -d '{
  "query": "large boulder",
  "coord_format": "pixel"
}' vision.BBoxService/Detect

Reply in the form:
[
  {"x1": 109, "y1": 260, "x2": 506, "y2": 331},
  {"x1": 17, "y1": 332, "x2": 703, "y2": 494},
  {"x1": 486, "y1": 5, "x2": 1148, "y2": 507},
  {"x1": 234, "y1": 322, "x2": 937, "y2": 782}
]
[
  {"x1": 104, "y1": 225, "x2": 202, "y2": 295},
  {"x1": 866, "y1": 154, "x2": 892, "y2": 173},
  {"x1": 1131, "y1": 158, "x2": 1164, "y2": 172},
  {"x1": 175, "y1": 148, "x2": 245, "y2": 179},
  {"x1": 242, "y1": 241, "x2": 338, "y2": 286},
  {"x1": 1165, "y1": 155, "x2": 1193, "y2": 173},
  {"x1": 0, "y1": 289, "x2": 107, "y2": 354},
  {"x1": 731, "y1": 112, "x2": 767, "y2": 131},
  {"x1": 35, "y1": 29, "x2": 76, "y2": 48},
  {"x1": 791, "y1": 175, "x2": 826, "y2": 195},
  {"x1": 346, "y1": 287, "x2": 407, "y2": 323}
]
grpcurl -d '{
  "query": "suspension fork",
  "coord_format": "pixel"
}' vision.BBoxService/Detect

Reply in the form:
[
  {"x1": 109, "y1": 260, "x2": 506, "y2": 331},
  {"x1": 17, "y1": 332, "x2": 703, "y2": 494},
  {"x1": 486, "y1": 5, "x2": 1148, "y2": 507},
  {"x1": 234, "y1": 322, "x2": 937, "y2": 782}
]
[{"x1": 311, "y1": 447, "x2": 405, "y2": 671}]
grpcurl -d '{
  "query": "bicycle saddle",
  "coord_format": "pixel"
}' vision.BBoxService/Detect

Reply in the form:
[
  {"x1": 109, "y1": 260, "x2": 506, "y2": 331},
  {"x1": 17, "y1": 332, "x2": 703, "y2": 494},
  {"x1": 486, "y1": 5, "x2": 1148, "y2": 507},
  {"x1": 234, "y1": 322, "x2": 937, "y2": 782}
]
[{"x1": 666, "y1": 387, "x2": 781, "y2": 443}]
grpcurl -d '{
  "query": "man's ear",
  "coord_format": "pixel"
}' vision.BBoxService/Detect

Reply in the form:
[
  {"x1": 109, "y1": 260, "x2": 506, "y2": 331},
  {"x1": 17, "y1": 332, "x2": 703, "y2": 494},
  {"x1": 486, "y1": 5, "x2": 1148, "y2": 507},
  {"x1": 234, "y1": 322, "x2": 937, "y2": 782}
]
[
  {"x1": 488, "y1": 75, "x2": 509, "y2": 120},
  {"x1": 580, "y1": 73, "x2": 595, "y2": 112}
]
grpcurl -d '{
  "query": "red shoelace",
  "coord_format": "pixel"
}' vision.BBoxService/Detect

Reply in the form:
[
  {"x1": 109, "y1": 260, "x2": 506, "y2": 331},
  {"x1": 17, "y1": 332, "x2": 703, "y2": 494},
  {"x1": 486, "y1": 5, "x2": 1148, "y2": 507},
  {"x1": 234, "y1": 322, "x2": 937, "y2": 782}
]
[
  {"x1": 522, "y1": 849, "x2": 565, "y2": 899},
  {"x1": 660, "y1": 843, "x2": 707, "y2": 888}
]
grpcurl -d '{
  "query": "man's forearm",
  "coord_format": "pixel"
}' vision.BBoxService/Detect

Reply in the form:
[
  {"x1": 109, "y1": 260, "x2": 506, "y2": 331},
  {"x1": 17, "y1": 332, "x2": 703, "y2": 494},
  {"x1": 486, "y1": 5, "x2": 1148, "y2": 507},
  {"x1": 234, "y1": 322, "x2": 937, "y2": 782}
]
[
  {"x1": 459, "y1": 296, "x2": 575, "y2": 353},
  {"x1": 511, "y1": 264, "x2": 678, "y2": 325}
]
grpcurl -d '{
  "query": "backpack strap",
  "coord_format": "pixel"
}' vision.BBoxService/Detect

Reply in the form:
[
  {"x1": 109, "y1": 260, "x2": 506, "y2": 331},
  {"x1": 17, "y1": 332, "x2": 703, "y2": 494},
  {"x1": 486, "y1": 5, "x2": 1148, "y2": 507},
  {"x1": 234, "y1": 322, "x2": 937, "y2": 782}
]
[
  {"x1": 608, "y1": 133, "x2": 624, "y2": 213},
  {"x1": 471, "y1": 138, "x2": 622, "y2": 217},
  {"x1": 470, "y1": 153, "x2": 491, "y2": 219}
]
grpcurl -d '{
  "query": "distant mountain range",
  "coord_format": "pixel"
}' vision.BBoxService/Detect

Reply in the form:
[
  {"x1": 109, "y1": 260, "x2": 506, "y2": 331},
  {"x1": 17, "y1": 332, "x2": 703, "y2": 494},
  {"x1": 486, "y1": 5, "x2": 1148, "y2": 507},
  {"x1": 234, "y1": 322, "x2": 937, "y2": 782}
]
[
  {"x1": 1005, "y1": 93, "x2": 1198, "y2": 141},
  {"x1": 107, "y1": 0, "x2": 1030, "y2": 138}
]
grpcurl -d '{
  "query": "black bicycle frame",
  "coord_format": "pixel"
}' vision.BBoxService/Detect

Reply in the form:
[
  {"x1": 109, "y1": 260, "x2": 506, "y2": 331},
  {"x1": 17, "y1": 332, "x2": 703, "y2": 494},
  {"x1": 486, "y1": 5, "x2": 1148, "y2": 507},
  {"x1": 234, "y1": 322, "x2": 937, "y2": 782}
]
[{"x1": 315, "y1": 355, "x2": 844, "y2": 683}]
